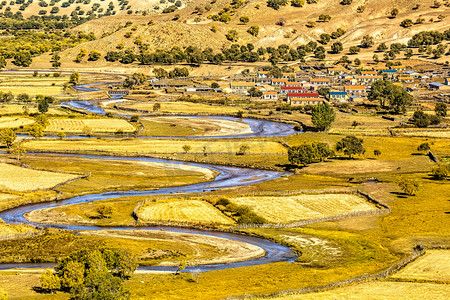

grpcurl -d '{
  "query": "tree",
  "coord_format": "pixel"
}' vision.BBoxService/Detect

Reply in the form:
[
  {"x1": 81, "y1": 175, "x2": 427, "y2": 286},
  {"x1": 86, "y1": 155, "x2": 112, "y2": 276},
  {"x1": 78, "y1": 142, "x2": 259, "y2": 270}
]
[
  {"x1": 236, "y1": 145, "x2": 250, "y2": 155},
  {"x1": 97, "y1": 205, "x2": 114, "y2": 218},
  {"x1": 435, "y1": 102, "x2": 447, "y2": 117},
  {"x1": 239, "y1": 16, "x2": 249, "y2": 24},
  {"x1": 247, "y1": 25, "x2": 259, "y2": 37},
  {"x1": 417, "y1": 142, "x2": 430, "y2": 152},
  {"x1": 248, "y1": 87, "x2": 263, "y2": 97},
  {"x1": 349, "y1": 46, "x2": 361, "y2": 54},
  {"x1": 0, "y1": 128, "x2": 16, "y2": 149},
  {"x1": 431, "y1": 164, "x2": 449, "y2": 180},
  {"x1": 311, "y1": 102, "x2": 335, "y2": 131},
  {"x1": 291, "y1": 0, "x2": 305, "y2": 7},
  {"x1": 400, "y1": 19, "x2": 414, "y2": 28},
  {"x1": 398, "y1": 176, "x2": 420, "y2": 196},
  {"x1": 211, "y1": 82, "x2": 220, "y2": 89},
  {"x1": 318, "y1": 14, "x2": 331, "y2": 22},
  {"x1": 13, "y1": 50, "x2": 32, "y2": 67},
  {"x1": 0, "y1": 56, "x2": 7, "y2": 69},
  {"x1": 312, "y1": 142, "x2": 334, "y2": 161},
  {"x1": 377, "y1": 43, "x2": 388, "y2": 52},
  {"x1": 40, "y1": 268, "x2": 61, "y2": 294},
  {"x1": 57, "y1": 132, "x2": 66, "y2": 139},
  {"x1": 182, "y1": 144, "x2": 192, "y2": 153},
  {"x1": 38, "y1": 98, "x2": 49, "y2": 114},
  {"x1": 288, "y1": 144, "x2": 316, "y2": 166},
  {"x1": 331, "y1": 42, "x2": 343, "y2": 53},
  {"x1": 29, "y1": 124, "x2": 44, "y2": 138},
  {"x1": 360, "y1": 35, "x2": 374, "y2": 48},
  {"x1": 390, "y1": 7, "x2": 399, "y2": 18},
  {"x1": 226, "y1": 30, "x2": 239, "y2": 42},
  {"x1": 411, "y1": 110, "x2": 430, "y2": 128},
  {"x1": 10, "y1": 142, "x2": 26, "y2": 160},
  {"x1": 153, "y1": 103, "x2": 161, "y2": 111},
  {"x1": 69, "y1": 72, "x2": 80, "y2": 84},
  {"x1": 369, "y1": 80, "x2": 412, "y2": 113},
  {"x1": 88, "y1": 50, "x2": 102, "y2": 61},
  {"x1": 374, "y1": 149, "x2": 381, "y2": 158},
  {"x1": 335, "y1": 136, "x2": 365, "y2": 158}
]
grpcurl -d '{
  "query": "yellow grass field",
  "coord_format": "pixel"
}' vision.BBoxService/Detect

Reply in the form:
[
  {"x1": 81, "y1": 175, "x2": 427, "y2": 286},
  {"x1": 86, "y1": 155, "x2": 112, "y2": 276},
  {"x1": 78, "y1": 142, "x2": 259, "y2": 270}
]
[
  {"x1": 263, "y1": 281, "x2": 450, "y2": 300},
  {"x1": 0, "y1": 117, "x2": 34, "y2": 129},
  {"x1": 328, "y1": 128, "x2": 391, "y2": 136},
  {"x1": 135, "y1": 199, "x2": 235, "y2": 225},
  {"x1": 24, "y1": 139, "x2": 286, "y2": 155},
  {"x1": 0, "y1": 104, "x2": 67, "y2": 116},
  {"x1": 0, "y1": 163, "x2": 79, "y2": 192},
  {"x1": 391, "y1": 250, "x2": 450, "y2": 281},
  {"x1": 0, "y1": 222, "x2": 37, "y2": 239},
  {"x1": 46, "y1": 118, "x2": 136, "y2": 133},
  {"x1": 121, "y1": 101, "x2": 239, "y2": 114},
  {"x1": 230, "y1": 194, "x2": 378, "y2": 223}
]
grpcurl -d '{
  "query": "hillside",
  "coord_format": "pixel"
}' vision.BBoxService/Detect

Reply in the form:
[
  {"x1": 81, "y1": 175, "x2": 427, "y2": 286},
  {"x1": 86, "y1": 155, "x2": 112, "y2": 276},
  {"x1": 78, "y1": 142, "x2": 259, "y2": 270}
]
[{"x1": 57, "y1": 0, "x2": 450, "y2": 59}]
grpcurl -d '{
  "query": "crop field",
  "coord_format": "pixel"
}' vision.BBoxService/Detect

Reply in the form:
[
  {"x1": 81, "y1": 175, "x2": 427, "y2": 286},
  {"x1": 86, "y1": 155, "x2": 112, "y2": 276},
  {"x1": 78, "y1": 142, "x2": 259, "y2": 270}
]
[
  {"x1": 0, "y1": 104, "x2": 68, "y2": 116},
  {"x1": 23, "y1": 139, "x2": 287, "y2": 155},
  {"x1": 46, "y1": 118, "x2": 136, "y2": 133},
  {"x1": 119, "y1": 101, "x2": 240, "y2": 114},
  {"x1": 263, "y1": 281, "x2": 450, "y2": 299},
  {"x1": 135, "y1": 198, "x2": 235, "y2": 225},
  {"x1": 0, "y1": 74, "x2": 68, "y2": 96},
  {"x1": 328, "y1": 128, "x2": 391, "y2": 136},
  {"x1": 142, "y1": 116, "x2": 253, "y2": 136},
  {"x1": 230, "y1": 194, "x2": 378, "y2": 223},
  {"x1": 0, "y1": 163, "x2": 79, "y2": 192},
  {"x1": 391, "y1": 250, "x2": 450, "y2": 281},
  {"x1": 0, "y1": 117, "x2": 34, "y2": 129}
]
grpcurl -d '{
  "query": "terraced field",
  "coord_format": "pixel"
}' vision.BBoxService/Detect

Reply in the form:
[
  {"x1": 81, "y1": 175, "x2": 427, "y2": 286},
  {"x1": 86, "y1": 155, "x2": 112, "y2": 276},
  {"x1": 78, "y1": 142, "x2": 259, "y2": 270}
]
[
  {"x1": 46, "y1": 118, "x2": 136, "y2": 133},
  {"x1": 0, "y1": 117, "x2": 34, "y2": 129},
  {"x1": 0, "y1": 104, "x2": 67, "y2": 116},
  {"x1": 120, "y1": 101, "x2": 239, "y2": 115},
  {"x1": 135, "y1": 198, "x2": 235, "y2": 225},
  {"x1": 230, "y1": 194, "x2": 378, "y2": 223},
  {"x1": 0, "y1": 163, "x2": 80, "y2": 192}
]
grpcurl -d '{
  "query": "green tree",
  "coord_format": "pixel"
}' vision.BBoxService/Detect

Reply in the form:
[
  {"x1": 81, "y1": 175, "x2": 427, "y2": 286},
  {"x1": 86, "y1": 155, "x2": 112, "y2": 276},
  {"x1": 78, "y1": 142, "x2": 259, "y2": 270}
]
[
  {"x1": 291, "y1": 0, "x2": 305, "y2": 7},
  {"x1": 88, "y1": 50, "x2": 102, "y2": 61},
  {"x1": 288, "y1": 144, "x2": 316, "y2": 166},
  {"x1": 69, "y1": 72, "x2": 80, "y2": 84},
  {"x1": 331, "y1": 42, "x2": 343, "y2": 53},
  {"x1": 248, "y1": 87, "x2": 263, "y2": 97},
  {"x1": 417, "y1": 142, "x2": 430, "y2": 152},
  {"x1": 435, "y1": 102, "x2": 447, "y2": 117},
  {"x1": 0, "y1": 56, "x2": 6, "y2": 69},
  {"x1": 374, "y1": 149, "x2": 381, "y2": 158},
  {"x1": 398, "y1": 176, "x2": 420, "y2": 196},
  {"x1": 411, "y1": 110, "x2": 430, "y2": 128},
  {"x1": 236, "y1": 144, "x2": 250, "y2": 155},
  {"x1": 247, "y1": 25, "x2": 259, "y2": 37},
  {"x1": 40, "y1": 268, "x2": 61, "y2": 294},
  {"x1": 360, "y1": 35, "x2": 374, "y2": 48},
  {"x1": 153, "y1": 103, "x2": 161, "y2": 111},
  {"x1": 312, "y1": 142, "x2": 334, "y2": 161},
  {"x1": 335, "y1": 136, "x2": 365, "y2": 158},
  {"x1": 239, "y1": 16, "x2": 249, "y2": 24},
  {"x1": 311, "y1": 102, "x2": 335, "y2": 131},
  {"x1": 226, "y1": 30, "x2": 239, "y2": 42},
  {"x1": 97, "y1": 205, "x2": 114, "y2": 219},
  {"x1": 0, "y1": 128, "x2": 16, "y2": 149},
  {"x1": 13, "y1": 50, "x2": 32, "y2": 67},
  {"x1": 349, "y1": 46, "x2": 361, "y2": 54},
  {"x1": 38, "y1": 99, "x2": 49, "y2": 114},
  {"x1": 390, "y1": 7, "x2": 399, "y2": 18}
]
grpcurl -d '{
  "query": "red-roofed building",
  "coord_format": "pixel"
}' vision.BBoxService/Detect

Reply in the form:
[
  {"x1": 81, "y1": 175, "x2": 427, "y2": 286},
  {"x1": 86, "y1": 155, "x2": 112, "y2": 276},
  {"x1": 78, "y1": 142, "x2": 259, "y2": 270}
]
[
  {"x1": 287, "y1": 92, "x2": 320, "y2": 100},
  {"x1": 281, "y1": 86, "x2": 308, "y2": 94}
]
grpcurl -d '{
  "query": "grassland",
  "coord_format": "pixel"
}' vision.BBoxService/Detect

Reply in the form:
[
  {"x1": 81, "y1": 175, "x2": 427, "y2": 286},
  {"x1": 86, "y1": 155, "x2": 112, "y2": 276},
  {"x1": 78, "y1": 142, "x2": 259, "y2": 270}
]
[
  {"x1": 139, "y1": 118, "x2": 206, "y2": 137},
  {"x1": 46, "y1": 118, "x2": 136, "y2": 133},
  {"x1": 119, "y1": 101, "x2": 240, "y2": 115},
  {"x1": 230, "y1": 194, "x2": 378, "y2": 224},
  {"x1": 391, "y1": 250, "x2": 450, "y2": 281},
  {"x1": 0, "y1": 117, "x2": 34, "y2": 129},
  {"x1": 135, "y1": 198, "x2": 235, "y2": 226},
  {"x1": 0, "y1": 162, "x2": 80, "y2": 192},
  {"x1": 0, "y1": 219, "x2": 37, "y2": 240},
  {"x1": 391, "y1": 128, "x2": 450, "y2": 139}
]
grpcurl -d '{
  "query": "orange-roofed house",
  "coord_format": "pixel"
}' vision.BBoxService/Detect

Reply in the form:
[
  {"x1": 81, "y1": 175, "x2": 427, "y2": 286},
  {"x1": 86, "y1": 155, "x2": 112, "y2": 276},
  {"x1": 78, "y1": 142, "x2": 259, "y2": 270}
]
[
  {"x1": 310, "y1": 78, "x2": 331, "y2": 86},
  {"x1": 361, "y1": 71, "x2": 377, "y2": 76},
  {"x1": 345, "y1": 85, "x2": 367, "y2": 96},
  {"x1": 271, "y1": 78, "x2": 288, "y2": 86},
  {"x1": 230, "y1": 82, "x2": 255, "y2": 93},
  {"x1": 353, "y1": 75, "x2": 383, "y2": 85},
  {"x1": 261, "y1": 92, "x2": 278, "y2": 101}
]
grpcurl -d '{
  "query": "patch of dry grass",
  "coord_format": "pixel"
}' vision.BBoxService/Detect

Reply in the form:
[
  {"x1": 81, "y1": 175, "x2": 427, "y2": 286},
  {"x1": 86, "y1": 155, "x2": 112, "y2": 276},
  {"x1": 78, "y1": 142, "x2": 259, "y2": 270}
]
[
  {"x1": 0, "y1": 163, "x2": 79, "y2": 192},
  {"x1": 230, "y1": 194, "x2": 377, "y2": 223},
  {"x1": 135, "y1": 198, "x2": 235, "y2": 225},
  {"x1": 392, "y1": 128, "x2": 450, "y2": 138},
  {"x1": 391, "y1": 250, "x2": 450, "y2": 281},
  {"x1": 46, "y1": 118, "x2": 136, "y2": 133},
  {"x1": 0, "y1": 104, "x2": 67, "y2": 116}
]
